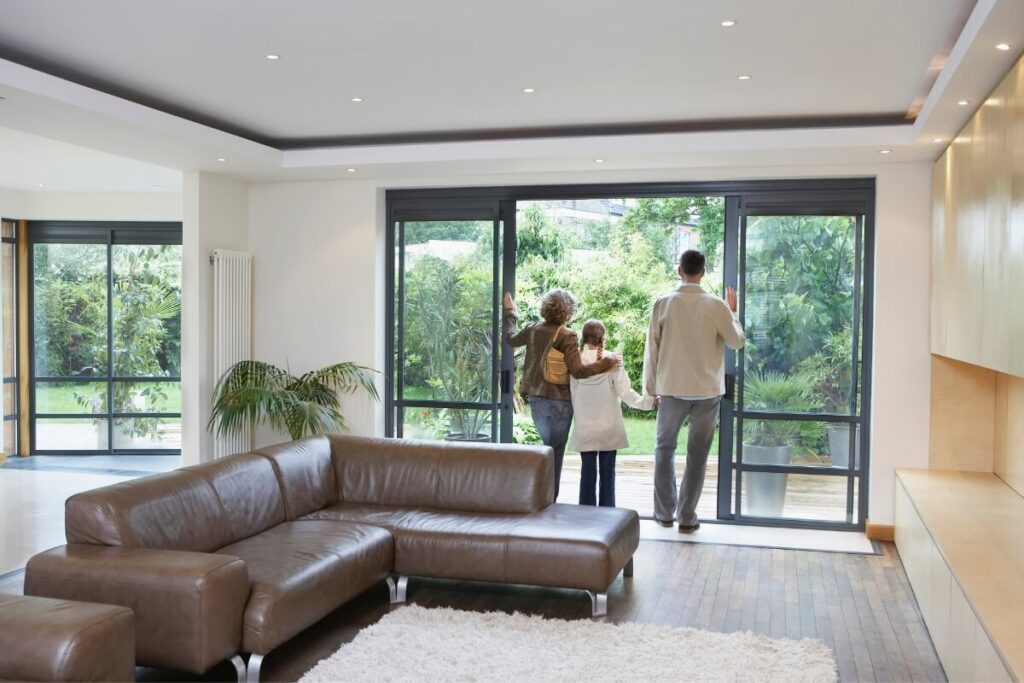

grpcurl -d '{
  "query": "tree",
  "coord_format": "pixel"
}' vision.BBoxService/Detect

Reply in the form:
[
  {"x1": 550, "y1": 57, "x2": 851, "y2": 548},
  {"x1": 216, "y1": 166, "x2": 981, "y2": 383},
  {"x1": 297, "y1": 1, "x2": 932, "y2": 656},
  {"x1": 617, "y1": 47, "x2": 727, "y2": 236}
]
[
  {"x1": 621, "y1": 197, "x2": 725, "y2": 271},
  {"x1": 516, "y1": 204, "x2": 567, "y2": 266}
]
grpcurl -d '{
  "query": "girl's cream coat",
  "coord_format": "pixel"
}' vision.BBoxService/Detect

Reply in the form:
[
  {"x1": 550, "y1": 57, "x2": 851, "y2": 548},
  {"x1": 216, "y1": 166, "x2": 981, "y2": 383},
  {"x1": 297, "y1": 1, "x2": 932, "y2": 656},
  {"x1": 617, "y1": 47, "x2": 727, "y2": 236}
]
[{"x1": 568, "y1": 346, "x2": 655, "y2": 452}]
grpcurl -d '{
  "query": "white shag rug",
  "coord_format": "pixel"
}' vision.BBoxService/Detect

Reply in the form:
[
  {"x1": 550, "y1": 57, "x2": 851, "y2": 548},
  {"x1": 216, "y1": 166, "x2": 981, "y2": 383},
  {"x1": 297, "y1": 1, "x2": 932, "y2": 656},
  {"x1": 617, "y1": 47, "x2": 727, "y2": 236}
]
[{"x1": 299, "y1": 605, "x2": 837, "y2": 683}]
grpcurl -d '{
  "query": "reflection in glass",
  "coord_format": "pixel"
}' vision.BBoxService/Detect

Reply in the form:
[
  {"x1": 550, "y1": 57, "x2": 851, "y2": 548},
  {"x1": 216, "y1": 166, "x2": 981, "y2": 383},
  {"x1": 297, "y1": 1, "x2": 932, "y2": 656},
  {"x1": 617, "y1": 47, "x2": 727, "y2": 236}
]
[
  {"x1": 400, "y1": 221, "x2": 494, "y2": 403},
  {"x1": 114, "y1": 381, "x2": 181, "y2": 413},
  {"x1": 113, "y1": 245, "x2": 182, "y2": 377},
  {"x1": 401, "y1": 406, "x2": 493, "y2": 442},
  {"x1": 113, "y1": 418, "x2": 181, "y2": 450},
  {"x1": 33, "y1": 243, "x2": 109, "y2": 377}
]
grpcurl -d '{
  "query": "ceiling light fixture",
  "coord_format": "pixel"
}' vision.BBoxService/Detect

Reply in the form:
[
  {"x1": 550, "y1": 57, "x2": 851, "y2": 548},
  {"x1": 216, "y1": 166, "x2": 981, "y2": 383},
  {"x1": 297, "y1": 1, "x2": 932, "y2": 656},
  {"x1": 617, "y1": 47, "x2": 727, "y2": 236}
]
[
  {"x1": 996, "y1": 43, "x2": 1011, "y2": 51},
  {"x1": 720, "y1": 20, "x2": 736, "y2": 27},
  {"x1": 522, "y1": 87, "x2": 536, "y2": 94},
  {"x1": 216, "y1": 157, "x2": 227, "y2": 162},
  {"x1": 346, "y1": 168, "x2": 357, "y2": 173},
  {"x1": 265, "y1": 54, "x2": 280, "y2": 60},
  {"x1": 594, "y1": 158, "x2": 606, "y2": 164},
  {"x1": 351, "y1": 97, "x2": 364, "y2": 102},
  {"x1": 880, "y1": 149, "x2": 892, "y2": 155},
  {"x1": 957, "y1": 100, "x2": 970, "y2": 106},
  {"x1": 0, "y1": 95, "x2": 7, "y2": 100},
  {"x1": 37, "y1": 183, "x2": 44, "y2": 187},
  {"x1": 738, "y1": 74, "x2": 752, "y2": 80},
  {"x1": 932, "y1": 138, "x2": 944, "y2": 143}
]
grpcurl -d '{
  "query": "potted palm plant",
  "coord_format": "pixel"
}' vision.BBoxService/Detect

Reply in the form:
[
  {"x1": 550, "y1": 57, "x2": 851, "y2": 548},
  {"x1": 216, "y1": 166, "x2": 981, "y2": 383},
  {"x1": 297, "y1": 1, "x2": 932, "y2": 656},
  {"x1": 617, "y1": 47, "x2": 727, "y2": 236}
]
[
  {"x1": 797, "y1": 328, "x2": 860, "y2": 469},
  {"x1": 742, "y1": 368, "x2": 817, "y2": 517},
  {"x1": 209, "y1": 360, "x2": 379, "y2": 442}
]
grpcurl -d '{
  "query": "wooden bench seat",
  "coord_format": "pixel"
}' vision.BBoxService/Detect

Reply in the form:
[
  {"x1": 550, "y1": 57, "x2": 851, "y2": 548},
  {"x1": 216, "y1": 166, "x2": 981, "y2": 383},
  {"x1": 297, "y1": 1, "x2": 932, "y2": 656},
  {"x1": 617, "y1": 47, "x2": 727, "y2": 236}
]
[{"x1": 895, "y1": 469, "x2": 1023, "y2": 682}]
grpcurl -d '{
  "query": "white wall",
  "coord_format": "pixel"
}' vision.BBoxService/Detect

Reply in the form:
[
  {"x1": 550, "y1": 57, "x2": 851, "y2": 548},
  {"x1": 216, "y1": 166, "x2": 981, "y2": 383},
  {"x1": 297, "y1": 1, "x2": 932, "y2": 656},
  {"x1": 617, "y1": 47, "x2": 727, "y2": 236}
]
[
  {"x1": 0, "y1": 188, "x2": 181, "y2": 221},
  {"x1": 243, "y1": 161, "x2": 932, "y2": 524},
  {"x1": 181, "y1": 171, "x2": 248, "y2": 465}
]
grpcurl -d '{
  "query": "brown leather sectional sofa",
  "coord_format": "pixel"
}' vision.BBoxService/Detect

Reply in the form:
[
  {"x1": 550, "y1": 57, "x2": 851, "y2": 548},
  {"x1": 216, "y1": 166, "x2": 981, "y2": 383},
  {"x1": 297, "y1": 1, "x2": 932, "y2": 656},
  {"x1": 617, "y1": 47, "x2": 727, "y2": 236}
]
[{"x1": 24, "y1": 434, "x2": 639, "y2": 682}]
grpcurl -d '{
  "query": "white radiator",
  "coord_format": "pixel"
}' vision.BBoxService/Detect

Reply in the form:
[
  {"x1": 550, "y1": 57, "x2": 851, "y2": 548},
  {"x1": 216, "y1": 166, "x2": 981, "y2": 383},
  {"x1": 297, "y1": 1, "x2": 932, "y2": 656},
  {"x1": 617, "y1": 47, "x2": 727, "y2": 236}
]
[{"x1": 211, "y1": 249, "x2": 253, "y2": 459}]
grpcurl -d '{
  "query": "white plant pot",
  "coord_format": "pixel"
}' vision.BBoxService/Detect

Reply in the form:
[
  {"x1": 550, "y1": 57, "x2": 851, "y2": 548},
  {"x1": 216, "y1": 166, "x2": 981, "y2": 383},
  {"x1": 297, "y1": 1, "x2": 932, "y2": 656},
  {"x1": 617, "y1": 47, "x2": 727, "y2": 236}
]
[
  {"x1": 743, "y1": 444, "x2": 791, "y2": 517},
  {"x1": 827, "y1": 424, "x2": 861, "y2": 470}
]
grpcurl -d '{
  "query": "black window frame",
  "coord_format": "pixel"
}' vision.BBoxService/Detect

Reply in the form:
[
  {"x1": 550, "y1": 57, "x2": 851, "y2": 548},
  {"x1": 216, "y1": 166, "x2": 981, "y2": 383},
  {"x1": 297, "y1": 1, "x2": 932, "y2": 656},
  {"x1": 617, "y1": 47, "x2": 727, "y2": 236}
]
[
  {"x1": 385, "y1": 179, "x2": 874, "y2": 531},
  {"x1": 29, "y1": 221, "x2": 182, "y2": 455}
]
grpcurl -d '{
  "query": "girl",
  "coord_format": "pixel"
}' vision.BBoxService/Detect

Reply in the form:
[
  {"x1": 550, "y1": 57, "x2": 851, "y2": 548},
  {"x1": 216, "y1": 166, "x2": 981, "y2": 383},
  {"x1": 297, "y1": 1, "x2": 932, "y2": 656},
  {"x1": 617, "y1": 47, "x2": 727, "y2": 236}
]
[
  {"x1": 503, "y1": 290, "x2": 619, "y2": 499},
  {"x1": 569, "y1": 320, "x2": 656, "y2": 507}
]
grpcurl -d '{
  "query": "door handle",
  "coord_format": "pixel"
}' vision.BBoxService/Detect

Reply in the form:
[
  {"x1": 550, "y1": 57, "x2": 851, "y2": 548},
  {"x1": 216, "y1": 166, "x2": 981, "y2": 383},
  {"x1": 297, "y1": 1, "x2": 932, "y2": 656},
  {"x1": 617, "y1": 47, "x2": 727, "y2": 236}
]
[
  {"x1": 501, "y1": 369, "x2": 510, "y2": 395},
  {"x1": 724, "y1": 374, "x2": 735, "y2": 401}
]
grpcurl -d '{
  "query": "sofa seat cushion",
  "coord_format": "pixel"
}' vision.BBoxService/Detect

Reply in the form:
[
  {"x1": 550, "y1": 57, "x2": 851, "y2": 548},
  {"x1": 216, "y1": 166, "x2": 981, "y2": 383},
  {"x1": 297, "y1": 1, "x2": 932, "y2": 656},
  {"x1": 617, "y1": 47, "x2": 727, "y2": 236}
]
[
  {"x1": 506, "y1": 504, "x2": 639, "y2": 593},
  {"x1": 300, "y1": 502, "x2": 418, "y2": 531},
  {"x1": 217, "y1": 520, "x2": 393, "y2": 654}
]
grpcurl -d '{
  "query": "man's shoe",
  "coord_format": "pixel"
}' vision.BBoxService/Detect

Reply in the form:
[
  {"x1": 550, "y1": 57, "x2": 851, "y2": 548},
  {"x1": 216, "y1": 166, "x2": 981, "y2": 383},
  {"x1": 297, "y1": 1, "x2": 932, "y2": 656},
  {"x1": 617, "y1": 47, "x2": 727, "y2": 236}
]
[
  {"x1": 678, "y1": 522, "x2": 701, "y2": 533},
  {"x1": 654, "y1": 518, "x2": 674, "y2": 528}
]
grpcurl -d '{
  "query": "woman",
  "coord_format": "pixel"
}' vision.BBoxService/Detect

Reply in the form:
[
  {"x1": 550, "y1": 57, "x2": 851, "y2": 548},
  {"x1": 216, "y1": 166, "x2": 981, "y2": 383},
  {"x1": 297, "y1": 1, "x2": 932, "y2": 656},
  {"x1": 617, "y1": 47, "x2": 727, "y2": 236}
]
[{"x1": 503, "y1": 289, "x2": 619, "y2": 498}]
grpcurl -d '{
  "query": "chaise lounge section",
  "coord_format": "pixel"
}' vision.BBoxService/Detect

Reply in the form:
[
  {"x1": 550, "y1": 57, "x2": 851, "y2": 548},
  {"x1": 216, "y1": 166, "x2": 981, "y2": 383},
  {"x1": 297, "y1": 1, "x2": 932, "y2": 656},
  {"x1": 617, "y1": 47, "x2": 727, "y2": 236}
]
[{"x1": 24, "y1": 434, "x2": 639, "y2": 681}]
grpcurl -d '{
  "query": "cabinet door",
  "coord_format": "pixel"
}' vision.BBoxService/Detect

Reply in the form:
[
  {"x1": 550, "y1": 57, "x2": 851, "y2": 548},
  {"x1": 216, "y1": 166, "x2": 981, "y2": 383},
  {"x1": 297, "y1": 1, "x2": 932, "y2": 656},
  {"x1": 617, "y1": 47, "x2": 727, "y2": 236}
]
[
  {"x1": 927, "y1": 543, "x2": 951, "y2": 667},
  {"x1": 947, "y1": 581, "x2": 977, "y2": 681}
]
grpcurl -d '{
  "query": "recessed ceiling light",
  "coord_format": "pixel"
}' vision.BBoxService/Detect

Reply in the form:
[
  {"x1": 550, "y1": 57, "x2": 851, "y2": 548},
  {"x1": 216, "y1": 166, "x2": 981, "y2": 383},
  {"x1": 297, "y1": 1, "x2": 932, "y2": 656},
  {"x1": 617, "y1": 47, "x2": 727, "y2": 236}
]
[
  {"x1": 216, "y1": 157, "x2": 227, "y2": 162},
  {"x1": 37, "y1": 183, "x2": 44, "y2": 188},
  {"x1": 996, "y1": 43, "x2": 1010, "y2": 51},
  {"x1": 0, "y1": 95, "x2": 7, "y2": 100},
  {"x1": 958, "y1": 100, "x2": 970, "y2": 106},
  {"x1": 594, "y1": 158, "x2": 606, "y2": 164},
  {"x1": 880, "y1": 149, "x2": 892, "y2": 155},
  {"x1": 351, "y1": 97, "x2": 364, "y2": 102},
  {"x1": 265, "y1": 54, "x2": 280, "y2": 60},
  {"x1": 932, "y1": 138, "x2": 944, "y2": 143},
  {"x1": 522, "y1": 87, "x2": 536, "y2": 94},
  {"x1": 720, "y1": 20, "x2": 736, "y2": 27},
  {"x1": 346, "y1": 168, "x2": 357, "y2": 173},
  {"x1": 738, "y1": 75, "x2": 752, "y2": 80}
]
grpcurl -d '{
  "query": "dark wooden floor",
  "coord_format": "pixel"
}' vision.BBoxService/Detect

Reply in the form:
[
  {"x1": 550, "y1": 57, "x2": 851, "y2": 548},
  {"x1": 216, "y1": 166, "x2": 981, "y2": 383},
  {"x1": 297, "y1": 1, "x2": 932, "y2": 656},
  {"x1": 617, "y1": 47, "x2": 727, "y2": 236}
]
[{"x1": 0, "y1": 541, "x2": 945, "y2": 683}]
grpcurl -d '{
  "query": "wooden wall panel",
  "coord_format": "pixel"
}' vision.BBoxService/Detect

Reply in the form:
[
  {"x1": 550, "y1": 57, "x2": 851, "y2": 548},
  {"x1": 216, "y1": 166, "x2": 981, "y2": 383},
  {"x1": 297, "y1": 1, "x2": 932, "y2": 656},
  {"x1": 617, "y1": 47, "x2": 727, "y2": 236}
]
[
  {"x1": 930, "y1": 355, "x2": 997, "y2": 471},
  {"x1": 932, "y1": 51, "x2": 1024, "y2": 378},
  {"x1": 994, "y1": 373, "x2": 1024, "y2": 497}
]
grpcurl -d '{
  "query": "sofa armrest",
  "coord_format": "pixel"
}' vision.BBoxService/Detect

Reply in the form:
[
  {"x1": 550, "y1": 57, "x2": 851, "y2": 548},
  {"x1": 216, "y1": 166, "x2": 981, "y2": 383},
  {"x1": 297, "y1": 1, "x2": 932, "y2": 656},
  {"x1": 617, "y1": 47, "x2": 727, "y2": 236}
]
[{"x1": 25, "y1": 544, "x2": 250, "y2": 674}]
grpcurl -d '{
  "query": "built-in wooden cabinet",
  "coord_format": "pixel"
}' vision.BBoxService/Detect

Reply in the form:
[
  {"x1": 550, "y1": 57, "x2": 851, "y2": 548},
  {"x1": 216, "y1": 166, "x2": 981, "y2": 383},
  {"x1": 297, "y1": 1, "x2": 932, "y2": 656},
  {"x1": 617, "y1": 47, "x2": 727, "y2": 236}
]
[
  {"x1": 895, "y1": 479, "x2": 1015, "y2": 682},
  {"x1": 932, "y1": 53, "x2": 1024, "y2": 379}
]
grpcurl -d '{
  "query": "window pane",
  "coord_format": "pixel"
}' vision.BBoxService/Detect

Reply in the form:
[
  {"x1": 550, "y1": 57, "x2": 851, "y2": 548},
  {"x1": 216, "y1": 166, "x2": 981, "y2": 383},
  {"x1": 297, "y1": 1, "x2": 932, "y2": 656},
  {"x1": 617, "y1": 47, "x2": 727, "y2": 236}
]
[
  {"x1": 33, "y1": 243, "x2": 109, "y2": 377},
  {"x1": 113, "y1": 245, "x2": 182, "y2": 377},
  {"x1": 740, "y1": 418, "x2": 860, "y2": 470},
  {"x1": 400, "y1": 406, "x2": 493, "y2": 442},
  {"x1": 114, "y1": 381, "x2": 180, "y2": 413},
  {"x1": 400, "y1": 221, "x2": 494, "y2": 402},
  {"x1": 113, "y1": 417, "x2": 181, "y2": 450},
  {"x1": 741, "y1": 472, "x2": 853, "y2": 523},
  {"x1": 2, "y1": 241, "x2": 15, "y2": 376},
  {"x1": 36, "y1": 418, "x2": 110, "y2": 451},
  {"x1": 3, "y1": 420, "x2": 14, "y2": 454},
  {"x1": 35, "y1": 382, "x2": 107, "y2": 414},
  {"x1": 1, "y1": 221, "x2": 13, "y2": 239},
  {"x1": 743, "y1": 216, "x2": 857, "y2": 414},
  {"x1": 2, "y1": 383, "x2": 12, "y2": 417}
]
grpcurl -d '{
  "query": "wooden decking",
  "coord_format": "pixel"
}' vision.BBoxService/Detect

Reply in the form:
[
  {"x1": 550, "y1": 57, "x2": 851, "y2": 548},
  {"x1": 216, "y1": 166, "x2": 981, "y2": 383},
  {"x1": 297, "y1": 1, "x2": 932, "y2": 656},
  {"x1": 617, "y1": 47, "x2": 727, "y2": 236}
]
[{"x1": 558, "y1": 454, "x2": 852, "y2": 522}]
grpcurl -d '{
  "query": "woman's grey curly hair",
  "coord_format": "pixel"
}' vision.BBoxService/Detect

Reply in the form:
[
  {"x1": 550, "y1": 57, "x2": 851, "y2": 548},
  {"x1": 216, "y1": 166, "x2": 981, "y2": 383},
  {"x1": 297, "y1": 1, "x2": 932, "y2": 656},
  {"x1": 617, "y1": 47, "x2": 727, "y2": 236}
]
[{"x1": 539, "y1": 289, "x2": 578, "y2": 325}]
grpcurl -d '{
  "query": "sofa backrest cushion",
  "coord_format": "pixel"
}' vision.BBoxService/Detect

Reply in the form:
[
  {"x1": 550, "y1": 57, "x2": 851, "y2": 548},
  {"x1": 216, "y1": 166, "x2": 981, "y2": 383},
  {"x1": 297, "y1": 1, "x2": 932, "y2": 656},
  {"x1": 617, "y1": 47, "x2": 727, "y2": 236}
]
[
  {"x1": 185, "y1": 453, "x2": 286, "y2": 544},
  {"x1": 329, "y1": 435, "x2": 554, "y2": 514},
  {"x1": 252, "y1": 436, "x2": 338, "y2": 519},
  {"x1": 65, "y1": 468, "x2": 234, "y2": 552}
]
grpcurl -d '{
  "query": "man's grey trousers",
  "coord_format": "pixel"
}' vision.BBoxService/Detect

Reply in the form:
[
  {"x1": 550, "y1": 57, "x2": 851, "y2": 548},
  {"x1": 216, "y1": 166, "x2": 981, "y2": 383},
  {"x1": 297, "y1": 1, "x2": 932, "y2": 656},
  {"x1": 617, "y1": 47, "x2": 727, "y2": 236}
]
[{"x1": 653, "y1": 395, "x2": 722, "y2": 525}]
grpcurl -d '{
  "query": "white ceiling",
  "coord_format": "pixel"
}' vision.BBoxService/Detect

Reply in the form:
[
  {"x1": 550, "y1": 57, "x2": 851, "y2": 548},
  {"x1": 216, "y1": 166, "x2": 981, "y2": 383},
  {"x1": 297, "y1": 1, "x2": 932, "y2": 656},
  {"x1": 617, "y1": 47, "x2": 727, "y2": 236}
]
[
  {"x1": 0, "y1": 0, "x2": 976, "y2": 142},
  {"x1": 0, "y1": 127, "x2": 182, "y2": 192},
  {"x1": 0, "y1": 0, "x2": 1022, "y2": 190}
]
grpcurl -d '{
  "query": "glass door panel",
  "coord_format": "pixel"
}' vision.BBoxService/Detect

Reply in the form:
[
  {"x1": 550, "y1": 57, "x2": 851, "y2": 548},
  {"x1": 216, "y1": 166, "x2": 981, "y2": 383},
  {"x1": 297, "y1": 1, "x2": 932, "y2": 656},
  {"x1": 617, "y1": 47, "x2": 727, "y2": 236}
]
[
  {"x1": 730, "y1": 213, "x2": 867, "y2": 528},
  {"x1": 392, "y1": 216, "x2": 505, "y2": 442}
]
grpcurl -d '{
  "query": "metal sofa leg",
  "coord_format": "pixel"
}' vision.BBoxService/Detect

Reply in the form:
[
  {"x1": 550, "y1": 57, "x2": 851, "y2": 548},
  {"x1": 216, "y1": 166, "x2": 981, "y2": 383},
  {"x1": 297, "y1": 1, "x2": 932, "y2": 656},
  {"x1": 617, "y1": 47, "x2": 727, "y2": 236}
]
[
  {"x1": 229, "y1": 655, "x2": 246, "y2": 683},
  {"x1": 386, "y1": 575, "x2": 409, "y2": 604},
  {"x1": 246, "y1": 653, "x2": 265, "y2": 683},
  {"x1": 623, "y1": 557, "x2": 634, "y2": 578},
  {"x1": 587, "y1": 591, "x2": 608, "y2": 617}
]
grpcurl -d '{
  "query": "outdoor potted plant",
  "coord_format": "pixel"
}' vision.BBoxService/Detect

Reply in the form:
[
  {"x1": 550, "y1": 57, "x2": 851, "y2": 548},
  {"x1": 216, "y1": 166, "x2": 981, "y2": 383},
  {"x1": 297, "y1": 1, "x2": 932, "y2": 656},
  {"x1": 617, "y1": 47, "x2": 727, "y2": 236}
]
[
  {"x1": 209, "y1": 360, "x2": 379, "y2": 442},
  {"x1": 742, "y1": 368, "x2": 817, "y2": 517},
  {"x1": 797, "y1": 328, "x2": 860, "y2": 470}
]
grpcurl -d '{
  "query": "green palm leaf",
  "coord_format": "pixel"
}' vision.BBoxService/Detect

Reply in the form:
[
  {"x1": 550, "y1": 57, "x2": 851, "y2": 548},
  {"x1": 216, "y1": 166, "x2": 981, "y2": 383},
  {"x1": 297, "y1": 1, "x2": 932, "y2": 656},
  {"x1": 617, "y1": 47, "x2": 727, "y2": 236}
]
[{"x1": 209, "y1": 360, "x2": 379, "y2": 442}]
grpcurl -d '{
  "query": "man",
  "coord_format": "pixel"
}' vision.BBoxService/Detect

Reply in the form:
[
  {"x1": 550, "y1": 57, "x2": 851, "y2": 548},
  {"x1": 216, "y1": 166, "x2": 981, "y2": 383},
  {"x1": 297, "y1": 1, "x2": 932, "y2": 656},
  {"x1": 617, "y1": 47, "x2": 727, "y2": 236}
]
[{"x1": 643, "y1": 249, "x2": 745, "y2": 532}]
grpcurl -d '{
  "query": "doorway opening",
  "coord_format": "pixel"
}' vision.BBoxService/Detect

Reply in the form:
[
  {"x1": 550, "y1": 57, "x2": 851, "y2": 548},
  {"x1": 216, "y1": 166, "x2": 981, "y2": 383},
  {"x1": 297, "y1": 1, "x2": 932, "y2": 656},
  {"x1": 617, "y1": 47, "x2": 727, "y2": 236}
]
[{"x1": 386, "y1": 181, "x2": 873, "y2": 530}]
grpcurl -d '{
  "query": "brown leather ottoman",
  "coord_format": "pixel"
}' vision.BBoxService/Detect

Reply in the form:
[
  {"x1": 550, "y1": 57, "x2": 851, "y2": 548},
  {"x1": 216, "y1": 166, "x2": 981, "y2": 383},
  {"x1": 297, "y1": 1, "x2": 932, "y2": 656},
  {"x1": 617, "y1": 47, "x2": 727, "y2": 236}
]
[{"x1": 0, "y1": 593, "x2": 134, "y2": 682}]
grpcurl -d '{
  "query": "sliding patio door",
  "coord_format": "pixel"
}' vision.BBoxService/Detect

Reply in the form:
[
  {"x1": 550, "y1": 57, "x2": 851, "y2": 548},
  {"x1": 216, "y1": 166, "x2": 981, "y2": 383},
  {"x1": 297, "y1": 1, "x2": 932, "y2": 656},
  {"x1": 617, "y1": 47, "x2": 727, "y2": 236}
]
[
  {"x1": 386, "y1": 203, "x2": 515, "y2": 442},
  {"x1": 30, "y1": 222, "x2": 182, "y2": 454},
  {"x1": 719, "y1": 193, "x2": 873, "y2": 529}
]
